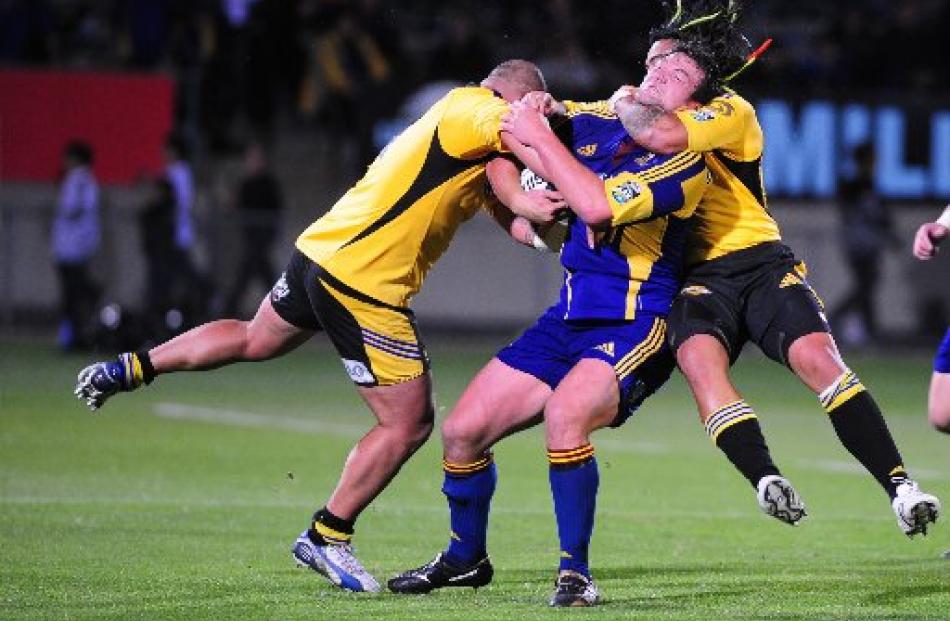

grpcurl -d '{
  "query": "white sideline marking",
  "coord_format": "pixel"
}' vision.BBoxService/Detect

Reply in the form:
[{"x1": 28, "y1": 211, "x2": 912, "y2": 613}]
[
  {"x1": 153, "y1": 402, "x2": 366, "y2": 438},
  {"x1": 0, "y1": 494, "x2": 911, "y2": 524},
  {"x1": 796, "y1": 458, "x2": 942, "y2": 481}
]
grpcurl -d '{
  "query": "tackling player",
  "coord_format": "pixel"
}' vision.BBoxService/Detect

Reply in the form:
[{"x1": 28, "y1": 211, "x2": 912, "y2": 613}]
[
  {"x1": 912, "y1": 205, "x2": 950, "y2": 433},
  {"x1": 615, "y1": 0, "x2": 940, "y2": 535},
  {"x1": 74, "y1": 60, "x2": 565, "y2": 593},
  {"x1": 389, "y1": 50, "x2": 712, "y2": 607}
]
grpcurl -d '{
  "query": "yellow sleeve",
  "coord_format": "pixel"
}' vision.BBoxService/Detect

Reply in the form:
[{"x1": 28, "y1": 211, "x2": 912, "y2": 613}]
[
  {"x1": 563, "y1": 100, "x2": 612, "y2": 118},
  {"x1": 674, "y1": 94, "x2": 762, "y2": 161},
  {"x1": 438, "y1": 87, "x2": 509, "y2": 157},
  {"x1": 606, "y1": 153, "x2": 709, "y2": 225}
]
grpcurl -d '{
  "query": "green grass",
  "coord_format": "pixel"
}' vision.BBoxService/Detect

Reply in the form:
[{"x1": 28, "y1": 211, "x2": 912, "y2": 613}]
[{"x1": 1, "y1": 336, "x2": 948, "y2": 620}]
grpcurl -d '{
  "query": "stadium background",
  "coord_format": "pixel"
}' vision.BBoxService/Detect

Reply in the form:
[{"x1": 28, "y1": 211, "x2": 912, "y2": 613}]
[{"x1": 1, "y1": 2, "x2": 949, "y2": 620}]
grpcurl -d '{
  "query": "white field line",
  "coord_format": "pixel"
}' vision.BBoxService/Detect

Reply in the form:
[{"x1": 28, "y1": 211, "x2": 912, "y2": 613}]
[
  {"x1": 151, "y1": 402, "x2": 945, "y2": 480},
  {"x1": 0, "y1": 494, "x2": 903, "y2": 523},
  {"x1": 152, "y1": 402, "x2": 366, "y2": 438}
]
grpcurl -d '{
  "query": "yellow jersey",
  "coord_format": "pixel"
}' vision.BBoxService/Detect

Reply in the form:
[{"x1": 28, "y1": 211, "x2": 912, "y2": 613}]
[
  {"x1": 296, "y1": 86, "x2": 508, "y2": 307},
  {"x1": 674, "y1": 92, "x2": 781, "y2": 265}
]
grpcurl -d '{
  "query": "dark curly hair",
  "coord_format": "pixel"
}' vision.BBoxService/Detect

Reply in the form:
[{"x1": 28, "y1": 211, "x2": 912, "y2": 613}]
[{"x1": 649, "y1": 0, "x2": 755, "y2": 103}]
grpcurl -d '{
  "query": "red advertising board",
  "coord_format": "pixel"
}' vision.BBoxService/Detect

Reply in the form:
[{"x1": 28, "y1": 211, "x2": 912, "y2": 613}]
[{"x1": 0, "y1": 69, "x2": 174, "y2": 184}]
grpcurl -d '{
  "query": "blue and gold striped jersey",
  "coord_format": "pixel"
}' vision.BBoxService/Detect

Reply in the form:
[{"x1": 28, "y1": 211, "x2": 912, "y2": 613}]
[{"x1": 555, "y1": 104, "x2": 709, "y2": 321}]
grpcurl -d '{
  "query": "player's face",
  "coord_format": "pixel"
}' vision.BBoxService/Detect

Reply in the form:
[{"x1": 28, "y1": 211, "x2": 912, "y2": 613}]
[{"x1": 639, "y1": 39, "x2": 705, "y2": 111}]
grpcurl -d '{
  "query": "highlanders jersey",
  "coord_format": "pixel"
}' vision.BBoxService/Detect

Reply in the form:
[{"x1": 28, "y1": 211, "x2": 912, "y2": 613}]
[
  {"x1": 674, "y1": 92, "x2": 781, "y2": 265},
  {"x1": 296, "y1": 86, "x2": 507, "y2": 307},
  {"x1": 556, "y1": 102, "x2": 709, "y2": 321}
]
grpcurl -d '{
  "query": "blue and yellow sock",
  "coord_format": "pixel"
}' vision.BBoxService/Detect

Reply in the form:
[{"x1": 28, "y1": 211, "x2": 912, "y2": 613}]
[
  {"x1": 443, "y1": 454, "x2": 496, "y2": 566},
  {"x1": 548, "y1": 444, "x2": 598, "y2": 578}
]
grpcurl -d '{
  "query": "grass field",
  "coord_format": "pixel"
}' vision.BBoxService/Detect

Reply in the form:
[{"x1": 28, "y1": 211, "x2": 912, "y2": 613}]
[{"x1": 2, "y1": 335, "x2": 948, "y2": 620}]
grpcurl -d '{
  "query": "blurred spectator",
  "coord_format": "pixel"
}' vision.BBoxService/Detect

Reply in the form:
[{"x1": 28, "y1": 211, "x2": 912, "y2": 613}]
[
  {"x1": 832, "y1": 143, "x2": 899, "y2": 345},
  {"x1": 163, "y1": 133, "x2": 209, "y2": 327},
  {"x1": 139, "y1": 178, "x2": 177, "y2": 334},
  {"x1": 224, "y1": 142, "x2": 283, "y2": 316},
  {"x1": 52, "y1": 140, "x2": 100, "y2": 350},
  {"x1": 309, "y1": 4, "x2": 393, "y2": 173},
  {"x1": 164, "y1": 133, "x2": 196, "y2": 254}
]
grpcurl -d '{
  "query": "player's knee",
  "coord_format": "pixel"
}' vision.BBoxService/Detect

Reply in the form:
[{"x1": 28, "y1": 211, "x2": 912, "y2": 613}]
[
  {"x1": 240, "y1": 321, "x2": 282, "y2": 361},
  {"x1": 544, "y1": 396, "x2": 589, "y2": 443},
  {"x1": 788, "y1": 333, "x2": 843, "y2": 390},
  {"x1": 676, "y1": 335, "x2": 728, "y2": 383},
  {"x1": 441, "y1": 414, "x2": 487, "y2": 457}
]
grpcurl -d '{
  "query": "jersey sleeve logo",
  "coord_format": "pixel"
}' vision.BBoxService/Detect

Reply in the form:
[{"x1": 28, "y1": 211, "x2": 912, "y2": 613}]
[
  {"x1": 611, "y1": 180, "x2": 642, "y2": 204},
  {"x1": 576, "y1": 144, "x2": 598, "y2": 157},
  {"x1": 691, "y1": 99, "x2": 736, "y2": 122},
  {"x1": 690, "y1": 108, "x2": 717, "y2": 122}
]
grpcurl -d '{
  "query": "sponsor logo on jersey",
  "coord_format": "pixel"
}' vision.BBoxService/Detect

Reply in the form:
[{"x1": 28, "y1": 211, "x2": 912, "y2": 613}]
[
  {"x1": 635, "y1": 152, "x2": 656, "y2": 166},
  {"x1": 270, "y1": 272, "x2": 290, "y2": 301},
  {"x1": 611, "y1": 180, "x2": 642, "y2": 204},
  {"x1": 594, "y1": 341, "x2": 615, "y2": 357},
  {"x1": 342, "y1": 359, "x2": 376, "y2": 383},
  {"x1": 577, "y1": 143, "x2": 598, "y2": 157},
  {"x1": 691, "y1": 108, "x2": 717, "y2": 122},
  {"x1": 681, "y1": 285, "x2": 712, "y2": 296}
]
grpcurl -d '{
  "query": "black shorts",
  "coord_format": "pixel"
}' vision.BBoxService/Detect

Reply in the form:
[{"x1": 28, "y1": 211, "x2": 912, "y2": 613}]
[
  {"x1": 667, "y1": 242, "x2": 830, "y2": 366},
  {"x1": 269, "y1": 250, "x2": 430, "y2": 386}
]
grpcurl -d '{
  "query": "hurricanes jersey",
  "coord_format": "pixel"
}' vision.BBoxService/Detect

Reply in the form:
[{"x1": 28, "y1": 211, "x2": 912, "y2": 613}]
[
  {"x1": 296, "y1": 86, "x2": 507, "y2": 307},
  {"x1": 674, "y1": 92, "x2": 781, "y2": 265},
  {"x1": 556, "y1": 102, "x2": 709, "y2": 321}
]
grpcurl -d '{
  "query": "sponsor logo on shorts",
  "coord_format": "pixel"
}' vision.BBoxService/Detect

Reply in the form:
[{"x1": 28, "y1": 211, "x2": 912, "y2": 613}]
[
  {"x1": 779, "y1": 273, "x2": 804, "y2": 288},
  {"x1": 611, "y1": 180, "x2": 642, "y2": 204},
  {"x1": 342, "y1": 359, "x2": 376, "y2": 383},
  {"x1": 577, "y1": 143, "x2": 598, "y2": 157},
  {"x1": 594, "y1": 341, "x2": 615, "y2": 357},
  {"x1": 271, "y1": 272, "x2": 290, "y2": 301},
  {"x1": 680, "y1": 285, "x2": 712, "y2": 296}
]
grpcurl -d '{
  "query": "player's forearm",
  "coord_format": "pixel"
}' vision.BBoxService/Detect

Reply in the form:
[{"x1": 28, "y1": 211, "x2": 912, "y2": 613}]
[
  {"x1": 485, "y1": 157, "x2": 524, "y2": 209},
  {"x1": 530, "y1": 132, "x2": 612, "y2": 227},
  {"x1": 617, "y1": 101, "x2": 688, "y2": 154},
  {"x1": 501, "y1": 132, "x2": 550, "y2": 180}
]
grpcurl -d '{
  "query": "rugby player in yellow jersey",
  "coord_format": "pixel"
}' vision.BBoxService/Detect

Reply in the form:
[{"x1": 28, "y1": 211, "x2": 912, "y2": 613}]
[
  {"x1": 73, "y1": 60, "x2": 568, "y2": 592},
  {"x1": 611, "y1": 0, "x2": 940, "y2": 536}
]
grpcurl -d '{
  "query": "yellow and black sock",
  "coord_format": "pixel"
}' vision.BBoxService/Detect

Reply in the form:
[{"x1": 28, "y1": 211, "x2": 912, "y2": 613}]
[
  {"x1": 820, "y1": 370, "x2": 907, "y2": 499},
  {"x1": 308, "y1": 507, "x2": 355, "y2": 546},
  {"x1": 705, "y1": 400, "x2": 781, "y2": 488}
]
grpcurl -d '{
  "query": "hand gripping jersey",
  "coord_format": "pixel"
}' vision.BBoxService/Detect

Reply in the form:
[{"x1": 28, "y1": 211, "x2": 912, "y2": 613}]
[
  {"x1": 295, "y1": 86, "x2": 508, "y2": 308},
  {"x1": 673, "y1": 93, "x2": 781, "y2": 265},
  {"x1": 556, "y1": 102, "x2": 709, "y2": 320}
]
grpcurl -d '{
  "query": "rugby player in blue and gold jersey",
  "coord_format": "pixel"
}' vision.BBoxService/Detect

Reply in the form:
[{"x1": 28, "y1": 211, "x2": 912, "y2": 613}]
[
  {"x1": 389, "y1": 47, "x2": 712, "y2": 607},
  {"x1": 73, "y1": 60, "x2": 567, "y2": 593}
]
